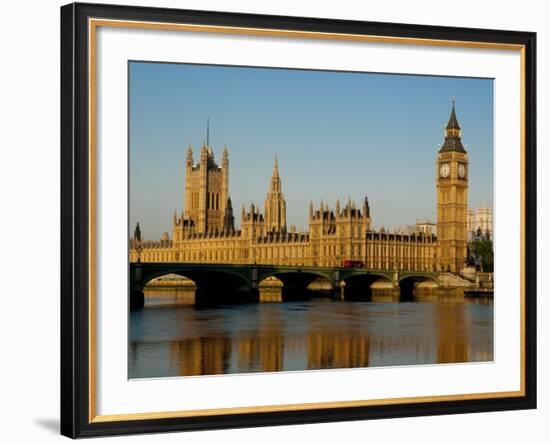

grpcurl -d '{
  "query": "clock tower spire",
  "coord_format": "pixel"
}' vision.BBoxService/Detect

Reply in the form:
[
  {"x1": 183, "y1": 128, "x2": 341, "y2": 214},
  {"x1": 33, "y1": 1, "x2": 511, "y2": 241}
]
[{"x1": 436, "y1": 99, "x2": 469, "y2": 273}]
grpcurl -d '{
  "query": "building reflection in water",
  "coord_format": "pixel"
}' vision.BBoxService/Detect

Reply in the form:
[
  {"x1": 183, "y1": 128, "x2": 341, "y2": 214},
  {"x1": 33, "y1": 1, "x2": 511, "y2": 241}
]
[
  {"x1": 307, "y1": 333, "x2": 370, "y2": 369},
  {"x1": 435, "y1": 301, "x2": 469, "y2": 364},
  {"x1": 237, "y1": 304, "x2": 284, "y2": 372},
  {"x1": 170, "y1": 338, "x2": 232, "y2": 376},
  {"x1": 130, "y1": 289, "x2": 493, "y2": 378}
]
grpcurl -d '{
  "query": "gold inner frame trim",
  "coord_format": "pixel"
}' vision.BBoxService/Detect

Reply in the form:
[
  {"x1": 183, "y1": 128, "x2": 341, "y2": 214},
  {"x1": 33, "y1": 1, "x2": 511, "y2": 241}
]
[{"x1": 88, "y1": 17, "x2": 527, "y2": 423}]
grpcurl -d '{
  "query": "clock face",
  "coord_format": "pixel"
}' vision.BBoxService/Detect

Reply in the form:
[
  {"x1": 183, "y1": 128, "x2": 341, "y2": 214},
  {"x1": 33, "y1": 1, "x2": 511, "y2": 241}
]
[
  {"x1": 458, "y1": 163, "x2": 466, "y2": 178},
  {"x1": 439, "y1": 163, "x2": 450, "y2": 178}
]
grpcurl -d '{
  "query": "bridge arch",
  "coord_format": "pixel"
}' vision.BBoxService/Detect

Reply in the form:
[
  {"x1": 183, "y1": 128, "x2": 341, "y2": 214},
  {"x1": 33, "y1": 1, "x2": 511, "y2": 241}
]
[
  {"x1": 257, "y1": 270, "x2": 334, "y2": 300},
  {"x1": 141, "y1": 269, "x2": 192, "y2": 288},
  {"x1": 341, "y1": 273, "x2": 393, "y2": 300},
  {"x1": 257, "y1": 268, "x2": 334, "y2": 284},
  {"x1": 398, "y1": 274, "x2": 439, "y2": 300},
  {"x1": 138, "y1": 266, "x2": 252, "y2": 305},
  {"x1": 145, "y1": 273, "x2": 197, "y2": 287},
  {"x1": 141, "y1": 267, "x2": 250, "y2": 288},
  {"x1": 141, "y1": 273, "x2": 197, "y2": 305}
]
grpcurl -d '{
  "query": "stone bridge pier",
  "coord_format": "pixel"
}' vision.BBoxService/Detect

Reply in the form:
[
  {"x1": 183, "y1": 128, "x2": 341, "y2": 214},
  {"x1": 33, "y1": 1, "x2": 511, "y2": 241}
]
[{"x1": 130, "y1": 263, "x2": 145, "y2": 309}]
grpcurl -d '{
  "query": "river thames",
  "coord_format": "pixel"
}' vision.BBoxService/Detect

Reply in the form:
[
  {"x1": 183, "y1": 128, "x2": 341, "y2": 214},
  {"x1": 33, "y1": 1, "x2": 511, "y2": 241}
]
[{"x1": 129, "y1": 290, "x2": 493, "y2": 379}]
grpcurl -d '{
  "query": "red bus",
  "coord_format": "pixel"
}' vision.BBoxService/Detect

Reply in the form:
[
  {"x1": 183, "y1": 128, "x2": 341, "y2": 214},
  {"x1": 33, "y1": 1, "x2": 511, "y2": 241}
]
[{"x1": 342, "y1": 260, "x2": 365, "y2": 268}]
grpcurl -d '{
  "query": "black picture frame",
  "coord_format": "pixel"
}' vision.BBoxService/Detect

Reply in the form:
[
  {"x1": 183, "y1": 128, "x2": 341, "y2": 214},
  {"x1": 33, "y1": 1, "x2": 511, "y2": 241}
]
[{"x1": 60, "y1": 2, "x2": 537, "y2": 438}]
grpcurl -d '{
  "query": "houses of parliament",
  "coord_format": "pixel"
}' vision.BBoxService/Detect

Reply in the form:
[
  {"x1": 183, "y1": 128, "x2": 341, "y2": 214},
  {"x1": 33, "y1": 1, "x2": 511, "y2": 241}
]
[{"x1": 130, "y1": 102, "x2": 469, "y2": 274}]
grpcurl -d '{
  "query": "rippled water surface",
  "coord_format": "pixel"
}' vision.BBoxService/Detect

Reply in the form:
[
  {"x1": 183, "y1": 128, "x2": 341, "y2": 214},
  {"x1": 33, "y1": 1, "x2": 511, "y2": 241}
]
[{"x1": 129, "y1": 293, "x2": 493, "y2": 378}]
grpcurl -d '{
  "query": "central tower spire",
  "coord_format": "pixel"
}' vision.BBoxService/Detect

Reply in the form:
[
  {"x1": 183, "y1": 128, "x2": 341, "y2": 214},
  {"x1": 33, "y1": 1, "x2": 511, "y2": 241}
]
[
  {"x1": 264, "y1": 155, "x2": 287, "y2": 233},
  {"x1": 270, "y1": 155, "x2": 281, "y2": 193}
]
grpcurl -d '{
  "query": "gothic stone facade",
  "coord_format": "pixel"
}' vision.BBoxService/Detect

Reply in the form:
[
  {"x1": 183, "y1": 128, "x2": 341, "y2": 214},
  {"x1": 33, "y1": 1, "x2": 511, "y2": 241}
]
[
  {"x1": 130, "y1": 104, "x2": 469, "y2": 273},
  {"x1": 467, "y1": 206, "x2": 493, "y2": 240}
]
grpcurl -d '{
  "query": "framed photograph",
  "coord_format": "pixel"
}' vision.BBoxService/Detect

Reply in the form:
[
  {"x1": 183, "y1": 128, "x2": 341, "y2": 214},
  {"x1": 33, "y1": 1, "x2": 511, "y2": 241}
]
[{"x1": 60, "y1": 2, "x2": 536, "y2": 438}]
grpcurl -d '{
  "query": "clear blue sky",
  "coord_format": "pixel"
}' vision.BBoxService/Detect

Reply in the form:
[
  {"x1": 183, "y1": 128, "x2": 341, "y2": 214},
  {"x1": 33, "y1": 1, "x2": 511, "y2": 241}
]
[{"x1": 129, "y1": 61, "x2": 493, "y2": 240}]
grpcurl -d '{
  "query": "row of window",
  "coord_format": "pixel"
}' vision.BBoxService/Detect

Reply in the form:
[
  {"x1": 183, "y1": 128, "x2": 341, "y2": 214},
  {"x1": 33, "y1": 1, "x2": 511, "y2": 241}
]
[
  {"x1": 132, "y1": 250, "x2": 437, "y2": 272},
  {"x1": 365, "y1": 259, "x2": 437, "y2": 272}
]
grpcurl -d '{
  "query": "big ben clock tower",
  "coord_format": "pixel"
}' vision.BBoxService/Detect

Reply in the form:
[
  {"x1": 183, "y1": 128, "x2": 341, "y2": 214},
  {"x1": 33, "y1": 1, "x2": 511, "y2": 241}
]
[{"x1": 436, "y1": 100, "x2": 469, "y2": 273}]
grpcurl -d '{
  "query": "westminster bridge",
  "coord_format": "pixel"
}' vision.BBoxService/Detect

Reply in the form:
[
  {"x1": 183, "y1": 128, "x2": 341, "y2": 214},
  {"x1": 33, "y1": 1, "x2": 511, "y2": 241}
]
[{"x1": 129, "y1": 262, "x2": 451, "y2": 308}]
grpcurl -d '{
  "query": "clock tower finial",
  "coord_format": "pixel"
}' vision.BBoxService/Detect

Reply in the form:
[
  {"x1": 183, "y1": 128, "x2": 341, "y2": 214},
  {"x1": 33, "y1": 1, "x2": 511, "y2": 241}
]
[{"x1": 440, "y1": 99, "x2": 466, "y2": 153}]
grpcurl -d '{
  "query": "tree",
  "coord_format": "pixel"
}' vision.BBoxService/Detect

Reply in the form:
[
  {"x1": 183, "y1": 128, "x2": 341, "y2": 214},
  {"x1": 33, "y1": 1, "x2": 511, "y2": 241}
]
[{"x1": 469, "y1": 239, "x2": 494, "y2": 272}]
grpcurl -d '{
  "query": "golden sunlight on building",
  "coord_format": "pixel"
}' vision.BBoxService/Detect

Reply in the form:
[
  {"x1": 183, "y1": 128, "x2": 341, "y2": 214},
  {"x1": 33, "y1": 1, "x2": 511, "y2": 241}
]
[{"x1": 130, "y1": 103, "x2": 469, "y2": 274}]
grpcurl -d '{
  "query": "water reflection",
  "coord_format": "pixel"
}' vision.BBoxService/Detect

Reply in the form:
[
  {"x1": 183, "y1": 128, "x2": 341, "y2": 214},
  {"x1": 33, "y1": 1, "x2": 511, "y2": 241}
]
[
  {"x1": 129, "y1": 291, "x2": 493, "y2": 378},
  {"x1": 307, "y1": 333, "x2": 370, "y2": 369},
  {"x1": 170, "y1": 338, "x2": 232, "y2": 376}
]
